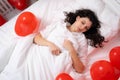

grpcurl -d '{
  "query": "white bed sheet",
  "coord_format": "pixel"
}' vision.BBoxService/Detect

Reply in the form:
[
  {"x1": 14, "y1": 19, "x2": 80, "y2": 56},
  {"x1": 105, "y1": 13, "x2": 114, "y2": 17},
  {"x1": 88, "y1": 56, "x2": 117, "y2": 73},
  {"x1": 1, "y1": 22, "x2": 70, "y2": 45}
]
[{"x1": 0, "y1": 0, "x2": 120, "y2": 80}]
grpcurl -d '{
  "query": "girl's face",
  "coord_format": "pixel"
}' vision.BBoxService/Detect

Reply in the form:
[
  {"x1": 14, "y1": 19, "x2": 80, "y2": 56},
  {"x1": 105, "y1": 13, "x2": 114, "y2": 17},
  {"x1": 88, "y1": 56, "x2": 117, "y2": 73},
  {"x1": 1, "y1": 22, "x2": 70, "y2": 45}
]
[{"x1": 70, "y1": 16, "x2": 92, "y2": 32}]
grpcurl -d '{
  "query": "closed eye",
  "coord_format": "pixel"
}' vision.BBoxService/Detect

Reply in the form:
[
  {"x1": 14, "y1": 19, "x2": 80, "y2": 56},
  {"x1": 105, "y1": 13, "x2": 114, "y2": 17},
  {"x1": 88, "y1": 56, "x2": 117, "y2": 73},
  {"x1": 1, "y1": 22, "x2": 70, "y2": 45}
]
[{"x1": 82, "y1": 21, "x2": 85, "y2": 25}]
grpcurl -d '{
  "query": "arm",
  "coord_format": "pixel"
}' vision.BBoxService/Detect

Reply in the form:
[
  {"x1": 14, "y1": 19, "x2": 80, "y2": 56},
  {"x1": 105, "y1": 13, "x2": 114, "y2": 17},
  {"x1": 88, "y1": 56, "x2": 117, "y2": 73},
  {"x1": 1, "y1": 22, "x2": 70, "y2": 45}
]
[
  {"x1": 33, "y1": 33, "x2": 61, "y2": 55},
  {"x1": 63, "y1": 39, "x2": 85, "y2": 73}
]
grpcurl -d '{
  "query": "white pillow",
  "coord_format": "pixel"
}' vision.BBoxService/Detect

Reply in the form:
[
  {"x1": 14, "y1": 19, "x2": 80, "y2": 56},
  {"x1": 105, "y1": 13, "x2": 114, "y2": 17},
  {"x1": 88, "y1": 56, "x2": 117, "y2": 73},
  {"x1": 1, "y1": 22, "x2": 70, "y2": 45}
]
[
  {"x1": 51, "y1": 0, "x2": 105, "y2": 24},
  {"x1": 99, "y1": 5, "x2": 120, "y2": 40},
  {"x1": 102, "y1": 0, "x2": 120, "y2": 17},
  {"x1": 75, "y1": 0, "x2": 105, "y2": 16},
  {"x1": 88, "y1": 5, "x2": 120, "y2": 55}
]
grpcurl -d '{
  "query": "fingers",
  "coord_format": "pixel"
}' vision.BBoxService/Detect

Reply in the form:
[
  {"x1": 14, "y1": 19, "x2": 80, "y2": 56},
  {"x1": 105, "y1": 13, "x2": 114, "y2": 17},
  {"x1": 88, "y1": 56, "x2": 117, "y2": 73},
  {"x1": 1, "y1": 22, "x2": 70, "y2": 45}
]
[
  {"x1": 52, "y1": 49, "x2": 61, "y2": 55},
  {"x1": 49, "y1": 43, "x2": 61, "y2": 55}
]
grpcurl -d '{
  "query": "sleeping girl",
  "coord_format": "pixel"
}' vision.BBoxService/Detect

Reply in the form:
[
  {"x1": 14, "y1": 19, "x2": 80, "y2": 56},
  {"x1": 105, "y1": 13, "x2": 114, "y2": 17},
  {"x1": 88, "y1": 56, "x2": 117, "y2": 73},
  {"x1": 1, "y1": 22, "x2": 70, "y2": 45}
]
[
  {"x1": 0, "y1": 9, "x2": 105, "y2": 80},
  {"x1": 33, "y1": 9, "x2": 105, "y2": 79}
]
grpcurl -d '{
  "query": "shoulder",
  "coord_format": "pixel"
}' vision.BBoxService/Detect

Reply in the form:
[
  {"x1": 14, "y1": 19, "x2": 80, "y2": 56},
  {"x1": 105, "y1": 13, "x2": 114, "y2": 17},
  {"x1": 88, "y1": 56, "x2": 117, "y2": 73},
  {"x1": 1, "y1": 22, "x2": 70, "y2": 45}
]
[
  {"x1": 72, "y1": 32, "x2": 86, "y2": 39},
  {"x1": 73, "y1": 32, "x2": 87, "y2": 45}
]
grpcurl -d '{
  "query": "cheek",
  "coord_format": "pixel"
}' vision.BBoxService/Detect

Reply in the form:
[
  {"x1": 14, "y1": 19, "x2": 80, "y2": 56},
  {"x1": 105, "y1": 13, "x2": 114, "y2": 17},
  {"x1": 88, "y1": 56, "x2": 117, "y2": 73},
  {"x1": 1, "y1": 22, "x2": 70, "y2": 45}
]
[
  {"x1": 76, "y1": 20, "x2": 81, "y2": 26},
  {"x1": 81, "y1": 30, "x2": 86, "y2": 32},
  {"x1": 81, "y1": 28, "x2": 87, "y2": 32}
]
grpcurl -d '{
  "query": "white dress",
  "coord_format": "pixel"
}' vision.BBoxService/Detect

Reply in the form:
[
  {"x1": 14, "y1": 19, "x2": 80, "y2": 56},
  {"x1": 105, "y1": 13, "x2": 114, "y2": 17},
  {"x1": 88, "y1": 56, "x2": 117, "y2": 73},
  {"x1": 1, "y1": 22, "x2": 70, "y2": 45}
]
[{"x1": 0, "y1": 21, "x2": 88, "y2": 80}]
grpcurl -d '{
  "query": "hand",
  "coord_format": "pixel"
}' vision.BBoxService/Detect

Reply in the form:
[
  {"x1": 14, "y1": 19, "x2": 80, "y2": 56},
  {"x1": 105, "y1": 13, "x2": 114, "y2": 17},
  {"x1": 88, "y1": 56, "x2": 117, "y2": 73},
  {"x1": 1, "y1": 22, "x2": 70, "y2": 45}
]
[
  {"x1": 72, "y1": 58, "x2": 85, "y2": 73},
  {"x1": 49, "y1": 43, "x2": 61, "y2": 55}
]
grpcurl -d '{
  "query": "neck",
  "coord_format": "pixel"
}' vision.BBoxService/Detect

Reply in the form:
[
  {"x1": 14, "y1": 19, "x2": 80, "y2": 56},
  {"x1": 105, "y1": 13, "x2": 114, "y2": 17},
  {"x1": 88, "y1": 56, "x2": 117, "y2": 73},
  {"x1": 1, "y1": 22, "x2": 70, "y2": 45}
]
[{"x1": 66, "y1": 25, "x2": 72, "y2": 32}]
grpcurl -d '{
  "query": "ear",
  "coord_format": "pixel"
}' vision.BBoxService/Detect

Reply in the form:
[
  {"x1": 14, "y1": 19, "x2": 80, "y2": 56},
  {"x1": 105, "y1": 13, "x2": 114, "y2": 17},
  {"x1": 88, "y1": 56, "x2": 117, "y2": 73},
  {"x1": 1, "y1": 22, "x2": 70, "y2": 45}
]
[{"x1": 76, "y1": 16, "x2": 80, "y2": 21}]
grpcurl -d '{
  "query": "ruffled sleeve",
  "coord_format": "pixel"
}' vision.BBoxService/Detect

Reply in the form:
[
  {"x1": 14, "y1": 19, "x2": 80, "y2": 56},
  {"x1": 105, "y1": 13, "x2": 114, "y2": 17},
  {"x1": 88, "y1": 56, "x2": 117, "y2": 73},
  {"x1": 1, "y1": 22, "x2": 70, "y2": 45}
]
[
  {"x1": 72, "y1": 32, "x2": 88, "y2": 66},
  {"x1": 77, "y1": 33, "x2": 88, "y2": 58}
]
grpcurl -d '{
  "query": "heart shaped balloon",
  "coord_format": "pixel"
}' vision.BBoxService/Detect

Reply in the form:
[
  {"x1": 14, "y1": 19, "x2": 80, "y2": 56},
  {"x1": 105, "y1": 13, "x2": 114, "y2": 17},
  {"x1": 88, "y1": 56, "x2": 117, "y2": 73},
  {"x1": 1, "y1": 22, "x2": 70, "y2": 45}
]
[
  {"x1": 55, "y1": 73, "x2": 73, "y2": 80},
  {"x1": 7, "y1": 0, "x2": 28, "y2": 10},
  {"x1": 109, "y1": 46, "x2": 120, "y2": 70},
  {"x1": 15, "y1": 11, "x2": 39, "y2": 36},
  {"x1": 90, "y1": 60, "x2": 116, "y2": 80},
  {"x1": 0, "y1": 15, "x2": 6, "y2": 26}
]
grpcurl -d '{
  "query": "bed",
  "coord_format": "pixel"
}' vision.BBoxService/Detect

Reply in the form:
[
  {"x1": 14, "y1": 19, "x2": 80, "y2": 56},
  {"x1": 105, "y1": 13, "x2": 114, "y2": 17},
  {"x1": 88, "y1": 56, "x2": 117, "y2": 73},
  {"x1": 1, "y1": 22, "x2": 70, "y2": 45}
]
[{"x1": 0, "y1": 0, "x2": 120, "y2": 80}]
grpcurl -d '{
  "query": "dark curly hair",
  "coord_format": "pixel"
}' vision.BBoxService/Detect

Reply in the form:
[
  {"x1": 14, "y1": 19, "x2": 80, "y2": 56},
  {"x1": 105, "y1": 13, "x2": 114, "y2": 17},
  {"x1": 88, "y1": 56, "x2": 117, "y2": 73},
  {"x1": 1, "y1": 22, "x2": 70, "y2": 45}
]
[{"x1": 64, "y1": 9, "x2": 105, "y2": 48}]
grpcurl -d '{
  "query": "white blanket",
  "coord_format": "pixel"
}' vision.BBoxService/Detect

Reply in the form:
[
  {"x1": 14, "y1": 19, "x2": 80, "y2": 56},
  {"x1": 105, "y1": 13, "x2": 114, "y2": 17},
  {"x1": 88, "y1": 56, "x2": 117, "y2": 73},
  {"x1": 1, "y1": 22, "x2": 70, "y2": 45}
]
[
  {"x1": 0, "y1": 0, "x2": 120, "y2": 80},
  {"x1": 0, "y1": 21, "x2": 88, "y2": 80}
]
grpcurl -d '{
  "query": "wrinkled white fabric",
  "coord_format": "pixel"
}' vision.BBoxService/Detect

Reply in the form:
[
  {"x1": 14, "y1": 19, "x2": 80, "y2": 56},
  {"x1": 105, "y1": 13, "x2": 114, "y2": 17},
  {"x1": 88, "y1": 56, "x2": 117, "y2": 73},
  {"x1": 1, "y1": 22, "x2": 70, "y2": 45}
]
[
  {"x1": 0, "y1": 0, "x2": 120, "y2": 80},
  {"x1": 0, "y1": 21, "x2": 88, "y2": 80}
]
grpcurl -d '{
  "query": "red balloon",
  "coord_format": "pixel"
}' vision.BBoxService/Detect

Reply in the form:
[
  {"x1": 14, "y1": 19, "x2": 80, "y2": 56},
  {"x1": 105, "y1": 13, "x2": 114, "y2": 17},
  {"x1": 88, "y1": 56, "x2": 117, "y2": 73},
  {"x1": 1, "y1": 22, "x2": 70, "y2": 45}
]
[
  {"x1": 0, "y1": 15, "x2": 6, "y2": 26},
  {"x1": 7, "y1": 0, "x2": 28, "y2": 10},
  {"x1": 15, "y1": 11, "x2": 38, "y2": 36},
  {"x1": 115, "y1": 74, "x2": 120, "y2": 80},
  {"x1": 90, "y1": 60, "x2": 116, "y2": 80},
  {"x1": 109, "y1": 46, "x2": 120, "y2": 70},
  {"x1": 55, "y1": 73, "x2": 73, "y2": 80}
]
